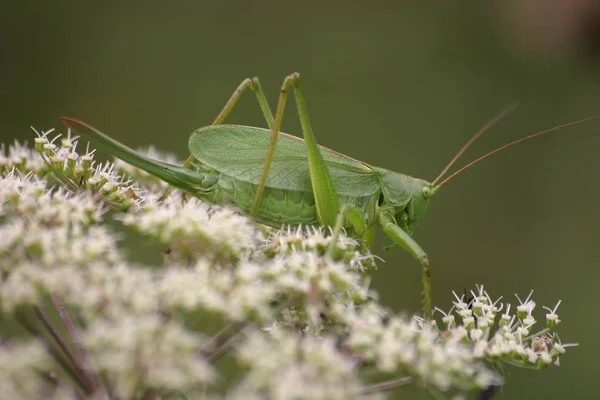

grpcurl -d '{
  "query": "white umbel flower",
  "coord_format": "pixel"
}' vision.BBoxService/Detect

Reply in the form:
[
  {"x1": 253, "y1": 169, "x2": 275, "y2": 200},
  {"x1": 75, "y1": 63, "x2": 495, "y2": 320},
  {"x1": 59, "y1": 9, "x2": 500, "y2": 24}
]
[{"x1": 0, "y1": 129, "x2": 578, "y2": 399}]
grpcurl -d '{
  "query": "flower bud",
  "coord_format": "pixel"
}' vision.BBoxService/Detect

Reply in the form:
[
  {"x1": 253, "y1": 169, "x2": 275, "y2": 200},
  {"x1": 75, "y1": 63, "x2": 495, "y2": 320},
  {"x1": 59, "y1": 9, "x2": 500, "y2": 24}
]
[
  {"x1": 51, "y1": 155, "x2": 65, "y2": 172},
  {"x1": 81, "y1": 154, "x2": 93, "y2": 170},
  {"x1": 34, "y1": 137, "x2": 47, "y2": 153},
  {"x1": 67, "y1": 152, "x2": 78, "y2": 170},
  {"x1": 43, "y1": 143, "x2": 56, "y2": 157}
]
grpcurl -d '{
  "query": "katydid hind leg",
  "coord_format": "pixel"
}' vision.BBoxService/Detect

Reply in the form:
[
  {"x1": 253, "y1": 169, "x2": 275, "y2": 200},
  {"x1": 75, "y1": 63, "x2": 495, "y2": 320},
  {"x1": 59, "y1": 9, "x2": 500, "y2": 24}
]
[
  {"x1": 159, "y1": 77, "x2": 276, "y2": 201},
  {"x1": 249, "y1": 75, "x2": 293, "y2": 216},
  {"x1": 210, "y1": 77, "x2": 275, "y2": 128},
  {"x1": 251, "y1": 73, "x2": 339, "y2": 227},
  {"x1": 187, "y1": 78, "x2": 272, "y2": 169},
  {"x1": 379, "y1": 211, "x2": 432, "y2": 320},
  {"x1": 291, "y1": 73, "x2": 339, "y2": 226}
]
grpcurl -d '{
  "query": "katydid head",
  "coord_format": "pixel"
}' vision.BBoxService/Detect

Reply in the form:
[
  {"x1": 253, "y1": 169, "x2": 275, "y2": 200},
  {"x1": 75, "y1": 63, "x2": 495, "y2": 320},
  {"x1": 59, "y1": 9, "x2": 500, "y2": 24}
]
[
  {"x1": 405, "y1": 178, "x2": 437, "y2": 233},
  {"x1": 377, "y1": 169, "x2": 436, "y2": 234}
]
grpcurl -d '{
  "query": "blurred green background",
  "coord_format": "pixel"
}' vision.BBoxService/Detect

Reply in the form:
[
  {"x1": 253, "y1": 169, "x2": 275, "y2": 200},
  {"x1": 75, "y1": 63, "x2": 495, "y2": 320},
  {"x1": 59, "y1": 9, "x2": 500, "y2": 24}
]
[{"x1": 2, "y1": 1, "x2": 600, "y2": 398}]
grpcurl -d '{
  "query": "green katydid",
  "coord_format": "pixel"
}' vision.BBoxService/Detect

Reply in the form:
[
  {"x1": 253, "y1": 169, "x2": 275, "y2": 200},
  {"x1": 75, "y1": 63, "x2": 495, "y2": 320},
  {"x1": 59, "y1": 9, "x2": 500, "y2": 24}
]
[{"x1": 61, "y1": 72, "x2": 599, "y2": 320}]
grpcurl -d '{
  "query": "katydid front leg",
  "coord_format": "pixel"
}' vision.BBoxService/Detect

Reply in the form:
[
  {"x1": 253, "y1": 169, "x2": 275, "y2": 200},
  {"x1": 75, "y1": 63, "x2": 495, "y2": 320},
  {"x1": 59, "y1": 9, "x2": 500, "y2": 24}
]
[
  {"x1": 159, "y1": 77, "x2": 275, "y2": 201},
  {"x1": 251, "y1": 73, "x2": 339, "y2": 226},
  {"x1": 379, "y1": 210, "x2": 432, "y2": 320}
]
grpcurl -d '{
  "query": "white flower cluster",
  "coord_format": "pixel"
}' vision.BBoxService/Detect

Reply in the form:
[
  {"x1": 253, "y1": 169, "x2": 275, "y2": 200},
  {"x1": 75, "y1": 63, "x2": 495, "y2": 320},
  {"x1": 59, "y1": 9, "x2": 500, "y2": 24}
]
[
  {"x1": 263, "y1": 225, "x2": 378, "y2": 271},
  {"x1": 31, "y1": 127, "x2": 142, "y2": 211},
  {"x1": 157, "y1": 258, "x2": 277, "y2": 323},
  {"x1": 0, "y1": 140, "x2": 46, "y2": 175},
  {"x1": 435, "y1": 286, "x2": 573, "y2": 369},
  {"x1": 345, "y1": 302, "x2": 501, "y2": 394},
  {"x1": 229, "y1": 328, "x2": 382, "y2": 400},
  {"x1": 0, "y1": 341, "x2": 56, "y2": 399},
  {"x1": 122, "y1": 195, "x2": 259, "y2": 261},
  {"x1": 82, "y1": 315, "x2": 215, "y2": 398},
  {"x1": 0, "y1": 131, "x2": 576, "y2": 399},
  {"x1": 0, "y1": 172, "x2": 119, "y2": 312}
]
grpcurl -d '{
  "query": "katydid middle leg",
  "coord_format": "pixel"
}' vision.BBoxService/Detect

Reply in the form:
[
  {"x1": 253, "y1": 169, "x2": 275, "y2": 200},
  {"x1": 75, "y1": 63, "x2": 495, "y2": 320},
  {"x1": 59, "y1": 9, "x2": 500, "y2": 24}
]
[
  {"x1": 379, "y1": 210, "x2": 432, "y2": 320},
  {"x1": 160, "y1": 77, "x2": 275, "y2": 200},
  {"x1": 250, "y1": 73, "x2": 339, "y2": 227}
]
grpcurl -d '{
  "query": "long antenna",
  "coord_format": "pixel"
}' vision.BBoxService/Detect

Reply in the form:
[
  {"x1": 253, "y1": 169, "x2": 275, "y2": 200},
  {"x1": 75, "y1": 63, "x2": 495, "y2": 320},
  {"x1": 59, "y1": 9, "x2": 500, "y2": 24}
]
[
  {"x1": 431, "y1": 103, "x2": 519, "y2": 186},
  {"x1": 435, "y1": 115, "x2": 600, "y2": 189}
]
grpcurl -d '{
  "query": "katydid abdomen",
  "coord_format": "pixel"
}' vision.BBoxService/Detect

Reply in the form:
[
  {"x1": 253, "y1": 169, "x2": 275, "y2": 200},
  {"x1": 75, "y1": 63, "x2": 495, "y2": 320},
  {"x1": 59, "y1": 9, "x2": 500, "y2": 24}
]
[
  {"x1": 220, "y1": 179, "x2": 380, "y2": 228},
  {"x1": 192, "y1": 157, "x2": 380, "y2": 228}
]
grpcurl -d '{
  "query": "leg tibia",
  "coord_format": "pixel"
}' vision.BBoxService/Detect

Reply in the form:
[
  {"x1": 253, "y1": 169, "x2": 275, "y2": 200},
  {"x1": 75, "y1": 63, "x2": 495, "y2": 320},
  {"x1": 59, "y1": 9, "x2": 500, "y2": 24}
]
[
  {"x1": 251, "y1": 73, "x2": 339, "y2": 226},
  {"x1": 159, "y1": 77, "x2": 275, "y2": 202},
  {"x1": 379, "y1": 211, "x2": 432, "y2": 320},
  {"x1": 289, "y1": 73, "x2": 339, "y2": 226}
]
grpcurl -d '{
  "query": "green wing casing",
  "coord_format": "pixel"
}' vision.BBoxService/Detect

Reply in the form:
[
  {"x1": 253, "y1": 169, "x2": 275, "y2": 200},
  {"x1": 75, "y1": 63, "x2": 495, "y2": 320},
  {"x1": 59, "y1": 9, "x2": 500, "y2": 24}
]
[
  {"x1": 189, "y1": 125, "x2": 376, "y2": 192},
  {"x1": 189, "y1": 125, "x2": 382, "y2": 226}
]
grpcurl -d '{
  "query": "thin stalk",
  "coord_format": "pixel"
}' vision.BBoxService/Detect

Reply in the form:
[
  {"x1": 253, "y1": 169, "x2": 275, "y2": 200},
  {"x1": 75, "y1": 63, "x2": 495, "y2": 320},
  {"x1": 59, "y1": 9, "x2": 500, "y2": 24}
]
[
  {"x1": 203, "y1": 300, "x2": 293, "y2": 363},
  {"x1": 202, "y1": 322, "x2": 249, "y2": 364},
  {"x1": 207, "y1": 333, "x2": 244, "y2": 364},
  {"x1": 50, "y1": 295, "x2": 106, "y2": 394},
  {"x1": 34, "y1": 306, "x2": 99, "y2": 392},
  {"x1": 38, "y1": 369, "x2": 85, "y2": 400},
  {"x1": 202, "y1": 322, "x2": 243, "y2": 353},
  {"x1": 359, "y1": 376, "x2": 412, "y2": 395},
  {"x1": 16, "y1": 310, "x2": 90, "y2": 395},
  {"x1": 50, "y1": 295, "x2": 85, "y2": 358}
]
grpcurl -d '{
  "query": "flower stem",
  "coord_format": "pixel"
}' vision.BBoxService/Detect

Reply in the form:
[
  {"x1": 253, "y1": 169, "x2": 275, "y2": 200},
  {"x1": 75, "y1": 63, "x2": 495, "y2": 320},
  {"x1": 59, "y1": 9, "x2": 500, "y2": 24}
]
[
  {"x1": 50, "y1": 295, "x2": 107, "y2": 394},
  {"x1": 15, "y1": 309, "x2": 90, "y2": 395},
  {"x1": 359, "y1": 376, "x2": 412, "y2": 395},
  {"x1": 34, "y1": 305, "x2": 99, "y2": 393}
]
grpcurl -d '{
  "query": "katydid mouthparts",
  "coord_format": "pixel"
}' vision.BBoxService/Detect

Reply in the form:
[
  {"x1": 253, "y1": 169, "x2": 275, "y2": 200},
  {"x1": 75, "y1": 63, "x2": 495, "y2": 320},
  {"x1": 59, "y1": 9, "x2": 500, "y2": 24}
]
[{"x1": 61, "y1": 72, "x2": 600, "y2": 320}]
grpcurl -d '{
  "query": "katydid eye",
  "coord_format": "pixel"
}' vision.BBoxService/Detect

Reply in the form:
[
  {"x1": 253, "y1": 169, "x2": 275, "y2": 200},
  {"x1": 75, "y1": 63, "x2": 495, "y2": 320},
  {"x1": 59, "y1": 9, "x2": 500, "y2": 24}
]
[{"x1": 422, "y1": 187, "x2": 431, "y2": 198}]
